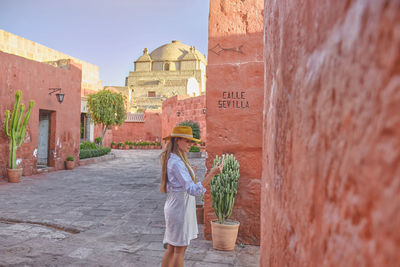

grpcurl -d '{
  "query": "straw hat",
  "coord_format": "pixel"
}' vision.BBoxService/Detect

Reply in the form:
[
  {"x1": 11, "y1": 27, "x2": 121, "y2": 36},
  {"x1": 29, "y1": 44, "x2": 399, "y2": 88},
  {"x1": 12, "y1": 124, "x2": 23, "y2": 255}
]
[{"x1": 163, "y1": 126, "x2": 201, "y2": 143}]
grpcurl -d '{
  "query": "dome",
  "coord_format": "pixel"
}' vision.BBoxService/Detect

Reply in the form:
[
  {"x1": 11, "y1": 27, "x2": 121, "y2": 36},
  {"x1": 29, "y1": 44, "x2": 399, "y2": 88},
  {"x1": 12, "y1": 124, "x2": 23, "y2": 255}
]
[{"x1": 149, "y1": 40, "x2": 206, "y2": 63}]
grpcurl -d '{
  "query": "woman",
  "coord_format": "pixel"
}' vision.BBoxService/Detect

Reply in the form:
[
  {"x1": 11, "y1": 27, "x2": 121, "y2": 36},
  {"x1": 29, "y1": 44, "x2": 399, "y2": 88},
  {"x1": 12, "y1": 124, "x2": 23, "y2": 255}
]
[{"x1": 160, "y1": 126, "x2": 223, "y2": 267}]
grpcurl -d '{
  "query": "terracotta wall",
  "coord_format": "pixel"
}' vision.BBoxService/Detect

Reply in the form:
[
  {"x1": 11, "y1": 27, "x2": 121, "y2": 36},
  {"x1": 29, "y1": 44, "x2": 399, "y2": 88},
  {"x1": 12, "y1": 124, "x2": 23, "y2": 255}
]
[
  {"x1": 262, "y1": 0, "x2": 400, "y2": 266},
  {"x1": 162, "y1": 95, "x2": 206, "y2": 144},
  {"x1": 93, "y1": 125, "x2": 113, "y2": 147},
  {"x1": 0, "y1": 51, "x2": 81, "y2": 177},
  {"x1": 205, "y1": 0, "x2": 264, "y2": 245},
  {"x1": 110, "y1": 111, "x2": 162, "y2": 144}
]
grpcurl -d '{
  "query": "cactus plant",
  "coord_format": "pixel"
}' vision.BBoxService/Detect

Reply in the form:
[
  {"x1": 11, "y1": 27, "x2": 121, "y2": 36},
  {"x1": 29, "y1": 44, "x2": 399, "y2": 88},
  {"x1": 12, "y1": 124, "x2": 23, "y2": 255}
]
[
  {"x1": 210, "y1": 154, "x2": 240, "y2": 224},
  {"x1": 4, "y1": 90, "x2": 34, "y2": 169}
]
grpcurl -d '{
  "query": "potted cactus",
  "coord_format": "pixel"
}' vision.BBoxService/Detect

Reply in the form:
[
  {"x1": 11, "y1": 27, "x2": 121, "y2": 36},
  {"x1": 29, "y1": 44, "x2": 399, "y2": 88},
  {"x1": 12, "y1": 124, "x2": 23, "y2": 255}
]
[
  {"x1": 210, "y1": 154, "x2": 240, "y2": 250},
  {"x1": 65, "y1": 156, "x2": 75, "y2": 170},
  {"x1": 3, "y1": 90, "x2": 34, "y2": 183}
]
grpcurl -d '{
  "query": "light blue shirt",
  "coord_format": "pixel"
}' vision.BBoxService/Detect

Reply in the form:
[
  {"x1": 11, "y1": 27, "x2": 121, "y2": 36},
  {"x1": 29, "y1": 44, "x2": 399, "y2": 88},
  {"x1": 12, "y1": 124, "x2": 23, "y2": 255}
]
[{"x1": 167, "y1": 153, "x2": 206, "y2": 196}]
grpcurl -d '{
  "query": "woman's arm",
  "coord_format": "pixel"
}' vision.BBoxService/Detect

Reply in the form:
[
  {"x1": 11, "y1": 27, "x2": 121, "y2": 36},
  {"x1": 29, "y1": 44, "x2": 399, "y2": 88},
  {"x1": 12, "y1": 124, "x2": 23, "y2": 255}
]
[{"x1": 201, "y1": 161, "x2": 224, "y2": 188}]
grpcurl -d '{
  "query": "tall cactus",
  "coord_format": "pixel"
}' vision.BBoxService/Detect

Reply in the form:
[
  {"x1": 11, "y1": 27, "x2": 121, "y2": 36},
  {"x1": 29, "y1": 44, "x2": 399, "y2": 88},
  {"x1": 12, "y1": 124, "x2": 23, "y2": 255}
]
[
  {"x1": 210, "y1": 154, "x2": 240, "y2": 224},
  {"x1": 4, "y1": 90, "x2": 35, "y2": 169}
]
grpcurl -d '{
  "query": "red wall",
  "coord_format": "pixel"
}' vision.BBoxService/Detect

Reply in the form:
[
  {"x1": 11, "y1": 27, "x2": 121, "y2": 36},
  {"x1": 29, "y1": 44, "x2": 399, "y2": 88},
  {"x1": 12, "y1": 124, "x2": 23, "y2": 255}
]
[
  {"x1": 205, "y1": 0, "x2": 264, "y2": 245},
  {"x1": 262, "y1": 0, "x2": 400, "y2": 266},
  {"x1": 110, "y1": 111, "x2": 162, "y2": 144},
  {"x1": 162, "y1": 95, "x2": 206, "y2": 144},
  {"x1": 0, "y1": 51, "x2": 81, "y2": 177}
]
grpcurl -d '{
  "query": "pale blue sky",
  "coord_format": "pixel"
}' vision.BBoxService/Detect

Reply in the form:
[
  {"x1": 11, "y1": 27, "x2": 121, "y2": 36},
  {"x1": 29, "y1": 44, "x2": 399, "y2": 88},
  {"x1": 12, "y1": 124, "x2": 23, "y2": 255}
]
[{"x1": 0, "y1": 0, "x2": 210, "y2": 86}]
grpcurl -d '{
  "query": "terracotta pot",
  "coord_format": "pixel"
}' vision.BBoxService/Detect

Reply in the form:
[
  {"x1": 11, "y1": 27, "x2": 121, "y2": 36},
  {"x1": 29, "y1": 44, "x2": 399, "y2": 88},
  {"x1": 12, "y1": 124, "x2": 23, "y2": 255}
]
[
  {"x1": 7, "y1": 168, "x2": 22, "y2": 183},
  {"x1": 65, "y1": 161, "x2": 74, "y2": 170},
  {"x1": 211, "y1": 220, "x2": 240, "y2": 251},
  {"x1": 196, "y1": 204, "x2": 204, "y2": 224}
]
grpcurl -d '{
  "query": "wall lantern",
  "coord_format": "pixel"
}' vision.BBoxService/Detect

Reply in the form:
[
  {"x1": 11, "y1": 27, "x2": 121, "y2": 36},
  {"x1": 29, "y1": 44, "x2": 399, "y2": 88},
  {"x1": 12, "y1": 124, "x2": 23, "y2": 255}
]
[
  {"x1": 49, "y1": 88, "x2": 64, "y2": 103},
  {"x1": 202, "y1": 108, "x2": 206, "y2": 114}
]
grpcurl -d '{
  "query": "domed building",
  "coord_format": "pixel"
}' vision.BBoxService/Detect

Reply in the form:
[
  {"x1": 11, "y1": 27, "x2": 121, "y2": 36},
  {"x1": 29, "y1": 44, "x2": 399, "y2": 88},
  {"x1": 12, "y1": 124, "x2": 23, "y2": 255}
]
[{"x1": 125, "y1": 40, "x2": 207, "y2": 112}]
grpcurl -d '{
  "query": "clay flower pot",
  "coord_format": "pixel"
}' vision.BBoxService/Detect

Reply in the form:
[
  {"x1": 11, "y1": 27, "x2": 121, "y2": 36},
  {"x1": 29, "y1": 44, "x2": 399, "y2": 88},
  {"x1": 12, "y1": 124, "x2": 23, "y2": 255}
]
[
  {"x1": 211, "y1": 220, "x2": 240, "y2": 251},
  {"x1": 7, "y1": 168, "x2": 22, "y2": 183},
  {"x1": 196, "y1": 204, "x2": 204, "y2": 224},
  {"x1": 65, "y1": 161, "x2": 74, "y2": 170}
]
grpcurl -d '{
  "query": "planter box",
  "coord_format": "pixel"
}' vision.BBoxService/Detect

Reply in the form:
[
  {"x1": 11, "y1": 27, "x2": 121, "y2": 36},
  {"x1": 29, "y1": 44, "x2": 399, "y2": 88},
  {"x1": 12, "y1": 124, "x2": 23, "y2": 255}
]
[{"x1": 187, "y1": 152, "x2": 202, "y2": 158}]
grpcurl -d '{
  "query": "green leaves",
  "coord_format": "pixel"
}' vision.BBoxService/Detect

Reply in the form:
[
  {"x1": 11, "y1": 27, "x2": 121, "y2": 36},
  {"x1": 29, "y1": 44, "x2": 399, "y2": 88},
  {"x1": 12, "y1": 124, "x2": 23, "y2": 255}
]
[
  {"x1": 210, "y1": 154, "x2": 240, "y2": 224},
  {"x1": 3, "y1": 90, "x2": 35, "y2": 169},
  {"x1": 178, "y1": 120, "x2": 200, "y2": 140},
  {"x1": 87, "y1": 89, "x2": 127, "y2": 146}
]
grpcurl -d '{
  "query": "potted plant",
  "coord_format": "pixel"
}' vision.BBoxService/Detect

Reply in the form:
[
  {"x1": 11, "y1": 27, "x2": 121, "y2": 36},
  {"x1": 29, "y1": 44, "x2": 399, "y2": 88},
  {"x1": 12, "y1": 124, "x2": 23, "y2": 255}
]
[
  {"x1": 124, "y1": 140, "x2": 130, "y2": 150},
  {"x1": 117, "y1": 142, "x2": 123, "y2": 149},
  {"x1": 65, "y1": 156, "x2": 75, "y2": 170},
  {"x1": 3, "y1": 90, "x2": 34, "y2": 183},
  {"x1": 156, "y1": 141, "x2": 162, "y2": 149},
  {"x1": 210, "y1": 154, "x2": 240, "y2": 250},
  {"x1": 188, "y1": 145, "x2": 202, "y2": 158},
  {"x1": 111, "y1": 141, "x2": 116, "y2": 149},
  {"x1": 196, "y1": 193, "x2": 205, "y2": 224}
]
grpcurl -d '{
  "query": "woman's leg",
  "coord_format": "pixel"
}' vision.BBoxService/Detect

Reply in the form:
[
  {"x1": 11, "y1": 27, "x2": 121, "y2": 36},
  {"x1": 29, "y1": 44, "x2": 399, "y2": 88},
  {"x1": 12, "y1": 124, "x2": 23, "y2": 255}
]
[
  {"x1": 172, "y1": 245, "x2": 187, "y2": 267},
  {"x1": 161, "y1": 244, "x2": 174, "y2": 267}
]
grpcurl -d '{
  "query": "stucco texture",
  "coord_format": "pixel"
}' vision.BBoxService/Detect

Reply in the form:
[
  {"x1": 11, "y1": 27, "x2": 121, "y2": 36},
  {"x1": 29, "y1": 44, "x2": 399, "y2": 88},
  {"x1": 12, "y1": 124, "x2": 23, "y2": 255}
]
[
  {"x1": 110, "y1": 111, "x2": 162, "y2": 144},
  {"x1": 205, "y1": 0, "x2": 264, "y2": 245},
  {"x1": 0, "y1": 51, "x2": 81, "y2": 177},
  {"x1": 162, "y1": 95, "x2": 206, "y2": 144},
  {"x1": 262, "y1": 0, "x2": 400, "y2": 266}
]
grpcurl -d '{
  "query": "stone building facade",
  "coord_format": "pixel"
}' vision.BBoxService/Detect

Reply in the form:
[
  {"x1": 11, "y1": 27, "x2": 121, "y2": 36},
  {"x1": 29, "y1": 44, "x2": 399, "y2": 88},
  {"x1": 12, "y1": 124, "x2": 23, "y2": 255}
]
[
  {"x1": 205, "y1": 0, "x2": 264, "y2": 245},
  {"x1": 122, "y1": 40, "x2": 207, "y2": 112},
  {"x1": 0, "y1": 29, "x2": 102, "y2": 143},
  {"x1": 261, "y1": 0, "x2": 400, "y2": 266},
  {"x1": 0, "y1": 51, "x2": 81, "y2": 178}
]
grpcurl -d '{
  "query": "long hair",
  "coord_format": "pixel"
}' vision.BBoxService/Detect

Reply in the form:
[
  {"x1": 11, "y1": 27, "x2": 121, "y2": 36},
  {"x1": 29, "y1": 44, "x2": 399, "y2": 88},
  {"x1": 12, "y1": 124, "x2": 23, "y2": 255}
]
[{"x1": 159, "y1": 138, "x2": 196, "y2": 193}]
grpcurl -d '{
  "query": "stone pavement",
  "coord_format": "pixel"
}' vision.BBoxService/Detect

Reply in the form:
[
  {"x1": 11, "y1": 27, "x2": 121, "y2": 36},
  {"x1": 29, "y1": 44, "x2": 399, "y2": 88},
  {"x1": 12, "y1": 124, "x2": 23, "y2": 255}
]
[{"x1": 0, "y1": 150, "x2": 260, "y2": 266}]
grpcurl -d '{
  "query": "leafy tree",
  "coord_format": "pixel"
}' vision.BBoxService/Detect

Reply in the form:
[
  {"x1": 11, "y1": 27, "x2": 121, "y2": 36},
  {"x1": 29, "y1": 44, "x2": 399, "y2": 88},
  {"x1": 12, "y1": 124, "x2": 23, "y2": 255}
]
[
  {"x1": 178, "y1": 120, "x2": 200, "y2": 140},
  {"x1": 87, "y1": 89, "x2": 126, "y2": 146}
]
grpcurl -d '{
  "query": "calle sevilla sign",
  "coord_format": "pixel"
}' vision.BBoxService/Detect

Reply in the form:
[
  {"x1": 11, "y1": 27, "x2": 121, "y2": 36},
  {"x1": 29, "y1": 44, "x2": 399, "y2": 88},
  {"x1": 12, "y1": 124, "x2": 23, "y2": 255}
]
[{"x1": 218, "y1": 91, "x2": 249, "y2": 109}]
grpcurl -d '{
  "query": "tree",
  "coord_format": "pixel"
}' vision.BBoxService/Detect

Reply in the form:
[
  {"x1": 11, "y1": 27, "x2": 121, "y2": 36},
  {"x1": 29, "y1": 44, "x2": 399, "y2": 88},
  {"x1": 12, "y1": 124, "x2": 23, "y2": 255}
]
[
  {"x1": 87, "y1": 89, "x2": 126, "y2": 146},
  {"x1": 178, "y1": 120, "x2": 200, "y2": 140}
]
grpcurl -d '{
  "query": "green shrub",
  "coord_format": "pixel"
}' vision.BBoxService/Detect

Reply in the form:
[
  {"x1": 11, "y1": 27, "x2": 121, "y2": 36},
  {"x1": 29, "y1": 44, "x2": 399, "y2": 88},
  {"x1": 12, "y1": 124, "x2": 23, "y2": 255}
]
[
  {"x1": 95, "y1": 136, "x2": 102, "y2": 145},
  {"x1": 189, "y1": 146, "x2": 200, "y2": 152},
  {"x1": 80, "y1": 141, "x2": 97, "y2": 150},
  {"x1": 178, "y1": 120, "x2": 200, "y2": 140},
  {"x1": 66, "y1": 155, "x2": 74, "y2": 161},
  {"x1": 118, "y1": 142, "x2": 123, "y2": 147},
  {"x1": 79, "y1": 147, "x2": 111, "y2": 159},
  {"x1": 111, "y1": 141, "x2": 116, "y2": 146}
]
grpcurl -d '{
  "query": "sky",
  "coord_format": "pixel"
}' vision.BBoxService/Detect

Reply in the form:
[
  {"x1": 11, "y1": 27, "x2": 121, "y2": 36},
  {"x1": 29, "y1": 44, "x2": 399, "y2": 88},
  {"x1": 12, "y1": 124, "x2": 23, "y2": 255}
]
[{"x1": 0, "y1": 0, "x2": 210, "y2": 86}]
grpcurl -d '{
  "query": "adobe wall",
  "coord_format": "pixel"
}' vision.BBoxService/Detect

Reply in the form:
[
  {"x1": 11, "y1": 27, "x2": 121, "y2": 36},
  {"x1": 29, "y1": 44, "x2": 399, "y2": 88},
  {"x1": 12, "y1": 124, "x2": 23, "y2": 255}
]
[
  {"x1": 110, "y1": 111, "x2": 162, "y2": 144},
  {"x1": 93, "y1": 125, "x2": 113, "y2": 148},
  {"x1": 0, "y1": 51, "x2": 81, "y2": 178},
  {"x1": 262, "y1": 0, "x2": 400, "y2": 266},
  {"x1": 205, "y1": 0, "x2": 264, "y2": 244},
  {"x1": 161, "y1": 95, "x2": 206, "y2": 144},
  {"x1": 0, "y1": 30, "x2": 101, "y2": 95}
]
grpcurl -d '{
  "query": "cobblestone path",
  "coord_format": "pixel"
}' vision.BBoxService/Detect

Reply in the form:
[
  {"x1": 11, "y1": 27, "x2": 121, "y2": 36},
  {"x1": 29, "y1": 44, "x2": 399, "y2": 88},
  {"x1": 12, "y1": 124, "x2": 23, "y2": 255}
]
[{"x1": 0, "y1": 150, "x2": 259, "y2": 266}]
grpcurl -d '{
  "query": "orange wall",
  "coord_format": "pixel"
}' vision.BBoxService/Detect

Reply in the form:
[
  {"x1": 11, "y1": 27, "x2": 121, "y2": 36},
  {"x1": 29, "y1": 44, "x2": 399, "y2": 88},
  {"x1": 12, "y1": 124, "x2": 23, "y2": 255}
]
[
  {"x1": 0, "y1": 51, "x2": 81, "y2": 177},
  {"x1": 205, "y1": 0, "x2": 264, "y2": 245},
  {"x1": 110, "y1": 111, "x2": 162, "y2": 144},
  {"x1": 262, "y1": 0, "x2": 400, "y2": 266},
  {"x1": 162, "y1": 95, "x2": 206, "y2": 144}
]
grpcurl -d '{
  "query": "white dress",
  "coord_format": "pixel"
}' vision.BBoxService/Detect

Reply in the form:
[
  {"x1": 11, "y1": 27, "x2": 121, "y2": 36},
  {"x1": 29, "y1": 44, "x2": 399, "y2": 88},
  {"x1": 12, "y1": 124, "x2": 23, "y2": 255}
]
[{"x1": 163, "y1": 153, "x2": 206, "y2": 247}]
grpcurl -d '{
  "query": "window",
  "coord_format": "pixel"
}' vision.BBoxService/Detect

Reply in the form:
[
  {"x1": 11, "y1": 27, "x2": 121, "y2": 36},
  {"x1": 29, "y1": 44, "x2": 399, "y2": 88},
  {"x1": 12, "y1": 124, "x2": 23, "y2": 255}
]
[
  {"x1": 148, "y1": 91, "x2": 156, "y2": 97},
  {"x1": 164, "y1": 63, "x2": 170, "y2": 71}
]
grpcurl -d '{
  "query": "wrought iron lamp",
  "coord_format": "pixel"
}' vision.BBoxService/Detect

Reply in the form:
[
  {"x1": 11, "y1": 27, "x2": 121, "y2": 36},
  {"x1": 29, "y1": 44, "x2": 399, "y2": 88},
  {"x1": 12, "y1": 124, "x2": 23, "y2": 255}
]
[{"x1": 49, "y1": 88, "x2": 64, "y2": 103}]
